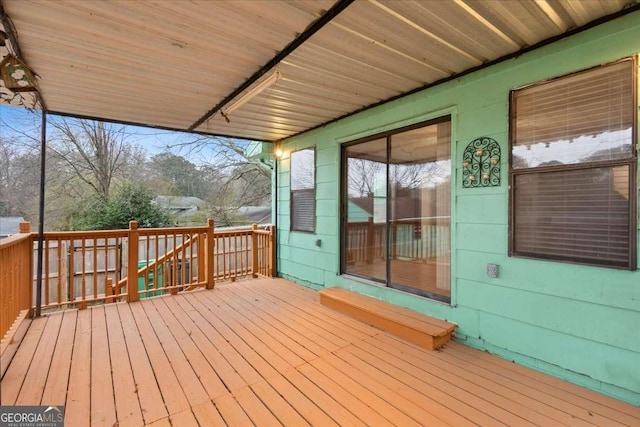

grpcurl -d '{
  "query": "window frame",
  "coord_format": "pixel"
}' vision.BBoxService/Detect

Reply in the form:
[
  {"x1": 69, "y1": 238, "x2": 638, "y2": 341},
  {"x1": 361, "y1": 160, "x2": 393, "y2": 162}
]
[
  {"x1": 290, "y1": 146, "x2": 316, "y2": 233},
  {"x1": 508, "y1": 57, "x2": 638, "y2": 270}
]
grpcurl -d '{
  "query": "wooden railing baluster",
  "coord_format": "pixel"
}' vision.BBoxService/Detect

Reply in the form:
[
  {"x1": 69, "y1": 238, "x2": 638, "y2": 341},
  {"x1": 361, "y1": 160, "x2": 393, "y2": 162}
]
[
  {"x1": 206, "y1": 219, "x2": 215, "y2": 289},
  {"x1": 1, "y1": 220, "x2": 275, "y2": 330}
]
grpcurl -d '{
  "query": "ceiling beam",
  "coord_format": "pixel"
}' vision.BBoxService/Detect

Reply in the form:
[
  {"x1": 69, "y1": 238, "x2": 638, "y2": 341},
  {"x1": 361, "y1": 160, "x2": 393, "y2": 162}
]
[{"x1": 188, "y1": 0, "x2": 355, "y2": 132}]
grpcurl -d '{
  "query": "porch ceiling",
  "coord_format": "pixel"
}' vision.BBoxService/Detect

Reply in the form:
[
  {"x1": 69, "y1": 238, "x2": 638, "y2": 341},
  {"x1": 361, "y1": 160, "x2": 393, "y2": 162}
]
[{"x1": 0, "y1": 0, "x2": 636, "y2": 142}]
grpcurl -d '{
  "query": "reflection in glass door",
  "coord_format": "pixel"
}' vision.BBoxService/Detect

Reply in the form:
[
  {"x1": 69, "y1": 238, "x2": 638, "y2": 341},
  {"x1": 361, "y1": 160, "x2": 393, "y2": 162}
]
[
  {"x1": 342, "y1": 118, "x2": 451, "y2": 302},
  {"x1": 344, "y1": 138, "x2": 388, "y2": 283},
  {"x1": 389, "y1": 122, "x2": 450, "y2": 300}
]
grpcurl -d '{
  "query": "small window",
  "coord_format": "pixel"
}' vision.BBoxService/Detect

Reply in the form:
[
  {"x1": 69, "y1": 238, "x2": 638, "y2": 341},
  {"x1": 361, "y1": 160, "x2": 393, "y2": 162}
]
[
  {"x1": 291, "y1": 148, "x2": 315, "y2": 232},
  {"x1": 509, "y1": 58, "x2": 636, "y2": 269}
]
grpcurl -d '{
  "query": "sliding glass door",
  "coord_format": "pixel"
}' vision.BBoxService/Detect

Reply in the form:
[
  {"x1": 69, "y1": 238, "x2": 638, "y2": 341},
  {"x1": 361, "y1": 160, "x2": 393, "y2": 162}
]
[{"x1": 342, "y1": 118, "x2": 451, "y2": 302}]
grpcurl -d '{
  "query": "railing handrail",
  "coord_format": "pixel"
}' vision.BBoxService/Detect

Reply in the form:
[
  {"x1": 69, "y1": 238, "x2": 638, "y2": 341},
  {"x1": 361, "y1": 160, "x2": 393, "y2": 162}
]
[
  {"x1": 0, "y1": 231, "x2": 34, "y2": 249},
  {"x1": 32, "y1": 229, "x2": 130, "y2": 240},
  {"x1": 137, "y1": 225, "x2": 211, "y2": 236}
]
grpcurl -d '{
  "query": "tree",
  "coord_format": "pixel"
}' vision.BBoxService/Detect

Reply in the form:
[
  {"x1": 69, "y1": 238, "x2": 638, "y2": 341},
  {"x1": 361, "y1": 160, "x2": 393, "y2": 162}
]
[
  {"x1": 49, "y1": 118, "x2": 141, "y2": 200},
  {"x1": 65, "y1": 182, "x2": 170, "y2": 230},
  {"x1": 0, "y1": 135, "x2": 41, "y2": 219},
  {"x1": 146, "y1": 152, "x2": 208, "y2": 198},
  {"x1": 164, "y1": 136, "x2": 272, "y2": 207}
]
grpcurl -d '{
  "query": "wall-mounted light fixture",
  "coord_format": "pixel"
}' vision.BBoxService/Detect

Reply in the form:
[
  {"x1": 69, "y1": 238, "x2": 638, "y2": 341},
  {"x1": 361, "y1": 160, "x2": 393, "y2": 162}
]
[
  {"x1": 0, "y1": 54, "x2": 38, "y2": 92},
  {"x1": 220, "y1": 71, "x2": 281, "y2": 122},
  {"x1": 274, "y1": 146, "x2": 283, "y2": 158}
]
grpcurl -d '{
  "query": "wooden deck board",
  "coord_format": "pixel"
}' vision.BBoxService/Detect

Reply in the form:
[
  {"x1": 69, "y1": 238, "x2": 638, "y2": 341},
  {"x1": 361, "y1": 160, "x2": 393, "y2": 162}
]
[
  {"x1": 161, "y1": 295, "x2": 247, "y2": 392},
  {"x1": 129, "y1": 302, "x2": 191, "y2": 416},
  {"x1": 191, "y1": 401, "x2": 226, "y2": 427},
  {"x1": 173, "y1": 294, "x2": 262, "y2": 387},
  {"x1": 90, "y1": 306, "x2": 117, "y2": 427},
  {"x1": 258, "y1": 280, "x2": 380, "y2": 338},
  {"x1": 200, "y1": 290, "x2": 301, "y2": 372},
  {"x1": 0, "y1": 316, "x2": 47, "y2": 405},
  {"x1": 41, "y1": 310, "x2": 77, "y2": 406},
  {"x1": 282, "y1": 367, "x2": 367, "y2": 427},
  {"x1": 226, "y1": 285, "x2": 342, "y2": 355},
  {"x1": 150, "y1": 297, "x2": 229, "y2": 401},
  {"x1": 65, "y1": 309, "x2": 92, "y2": 427},
  {"x1": 249, "y1": 380, "x2": 310, "y2": 426},
  {"x1": 214, "y1": 286, "x2": 318, "y2": 363},
  {"x1": 266, "y1": 372, "x2": 339, "y2": 426},
  {"x1": 233, "y1": 385, "x2": 283, "y2": 426},
  {"x1": 347, "y1": 339, "x2": 511, "y2": 427},
  {"x1": 104, "y1": 304, "x2": 145, "y2": 427},
  {"x1": 296, "y1": 362, "x2": 394, "y2": 426},
  {"x1": 346, "y1": 339, "x2": 527, "y2": 427},
  {"x1": 2, "y1": 277, "x2": 638, "y2": 426},
  {"x1": 242, "y1": 284, "x2": 365, "y2": 348},
  {"x1": 169, "y1": 408, "x2": 200, "y2": 427},
  {"x1": 116, "y1": 302, "x2": 168, "y2": 425},
  {"x1": 399, "y1": 338, "x2": 615, "y2": 427},
  {"x1": 139, "y1": 298, "x2": 210, "y2": 407},
  {"x1": 307, "y1": 357, "x2": 422, "y2": 427},
  {"x1": 15, "y1": 313, "x2": 63, "y2": 406},
  {"x1": 213, "y1": 394, "x2": 255, "y2": 426},
  {"x1": 321, "y1": 351, "x2": 447, "y2": 426},
  {"x1": 183, "y1": 291, "x2": 281, "y2": 381},
  {"x1": 449, "y1": 341, "x2": 640, "y2": 426}
]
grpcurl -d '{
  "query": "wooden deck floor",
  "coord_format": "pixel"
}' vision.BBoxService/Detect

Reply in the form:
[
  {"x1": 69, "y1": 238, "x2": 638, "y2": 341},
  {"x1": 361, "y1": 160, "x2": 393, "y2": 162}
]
[{"x1": 1, "y1": 278, "x2": 639, "y2": 426}]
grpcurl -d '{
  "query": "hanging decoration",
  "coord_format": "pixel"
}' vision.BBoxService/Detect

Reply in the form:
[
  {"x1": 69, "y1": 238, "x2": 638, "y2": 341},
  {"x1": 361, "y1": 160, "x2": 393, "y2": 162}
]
[
  {"x1": 462, "y1": 137, "x2": 501, "y2": 188},
  {"x1": 0, "y1": 54, "x2": 38, "y2": 92}
]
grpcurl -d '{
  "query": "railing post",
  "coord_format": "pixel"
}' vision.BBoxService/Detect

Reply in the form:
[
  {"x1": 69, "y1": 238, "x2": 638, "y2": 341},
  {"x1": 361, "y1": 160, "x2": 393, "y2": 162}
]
[
  {"x1": 127, "y1": 220, "x2": 140, "y2": 302},
  {"x1": 19, "y1": 222, "x2": 31, "y2": 234},
  {"x1": 366, "y1": 217, "x2": 374, "y2": 264},
  {"x1": 251, "y1": 224, "x2": 259, "y2": 278},
  {"x1": 206, "y1": 218, "x2": 215, "y2": 289},
  {"x1": 269, "y1": 225, "x2": 276, "y2": 277},
  {"x1": 105, "y1": 277, "x2": 113, "y2": 304}
]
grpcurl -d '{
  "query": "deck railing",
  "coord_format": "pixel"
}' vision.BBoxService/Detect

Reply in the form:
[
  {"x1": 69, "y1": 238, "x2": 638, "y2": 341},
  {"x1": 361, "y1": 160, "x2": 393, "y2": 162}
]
[
  {"x1": 0, "y1": 223, "x2": 33, "y2": 350},
  {"x1": 346, "y1": 217, "x2": 451, "y2": 264},
  {"x1": 0, "y1": 220, "x2": 275, "y2": 341}
]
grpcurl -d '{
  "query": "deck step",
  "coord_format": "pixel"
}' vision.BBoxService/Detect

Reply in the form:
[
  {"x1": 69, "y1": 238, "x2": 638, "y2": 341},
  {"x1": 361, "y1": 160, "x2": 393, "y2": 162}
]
[{"x1": 319, "y1": 287, "x2": 456, "y2": 350}]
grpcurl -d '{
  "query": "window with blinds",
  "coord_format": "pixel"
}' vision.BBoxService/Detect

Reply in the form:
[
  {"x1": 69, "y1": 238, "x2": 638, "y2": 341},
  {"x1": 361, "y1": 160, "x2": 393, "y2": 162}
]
[
  {"x1": 291, "y1": 148, "x2": 316, "y2": 232},
  {"x1": 509, "y1": 58, "x2": 636, "y2": 269}
]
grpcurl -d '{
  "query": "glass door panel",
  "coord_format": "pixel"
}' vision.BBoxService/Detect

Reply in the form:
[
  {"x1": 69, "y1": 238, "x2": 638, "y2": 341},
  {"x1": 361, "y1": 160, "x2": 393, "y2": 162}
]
[
  {"x1": 344, "y1": 138, "x2": 387, "y2": 282},
  {"x1": 389, "y1": 121, "x2": 451, "y2": 300}
]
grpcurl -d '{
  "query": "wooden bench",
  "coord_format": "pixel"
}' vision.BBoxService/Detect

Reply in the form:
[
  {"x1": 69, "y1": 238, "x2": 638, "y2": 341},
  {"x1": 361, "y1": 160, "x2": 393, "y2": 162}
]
[{"x1": 319, "y1": 287, "x2": 456, "y2": 350}]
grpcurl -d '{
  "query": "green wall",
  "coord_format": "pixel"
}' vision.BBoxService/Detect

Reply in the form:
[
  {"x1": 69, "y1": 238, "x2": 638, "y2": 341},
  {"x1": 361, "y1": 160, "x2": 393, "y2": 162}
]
[{"x1": 275, "y1": 11, "x2": 640, "y2": 405}]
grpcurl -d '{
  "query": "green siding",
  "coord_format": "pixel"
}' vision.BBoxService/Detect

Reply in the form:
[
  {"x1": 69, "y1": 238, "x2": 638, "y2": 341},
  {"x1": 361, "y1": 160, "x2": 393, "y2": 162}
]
[{"x1": 275, "y1": 11, "x2": 640, "y2": 405}]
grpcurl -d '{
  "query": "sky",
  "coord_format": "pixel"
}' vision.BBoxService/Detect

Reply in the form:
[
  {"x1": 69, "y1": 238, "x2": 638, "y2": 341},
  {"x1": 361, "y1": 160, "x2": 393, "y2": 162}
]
[{"x1": 0, "y1": 104, "x2": 221, "y2": 164}]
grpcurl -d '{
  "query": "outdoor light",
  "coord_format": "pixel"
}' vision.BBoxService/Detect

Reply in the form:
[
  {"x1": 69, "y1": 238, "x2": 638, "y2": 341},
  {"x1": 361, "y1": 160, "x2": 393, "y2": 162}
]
[
  {"x1": 220, "y1": 71, "x2": 281, "y2": 119},
  {"x1": 0, "y1": 54, "x2": 38, "y2": 92},
  {"x1": 274, "y1": 147, "x2": 283, "y2": 158}
]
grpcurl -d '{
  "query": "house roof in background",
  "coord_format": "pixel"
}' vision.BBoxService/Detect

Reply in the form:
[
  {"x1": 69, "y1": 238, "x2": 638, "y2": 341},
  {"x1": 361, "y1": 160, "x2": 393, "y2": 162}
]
[
  {"x1": 0, "y1": 216, "x2": 25, "y2": 237},
  {"x1": 1, "y1": 1, "x2": 637, "y2": 142},
  {"x1": 155, "y1": 196, "x2": 207, "y2": 209},
  {"x1": 237, "y1": 206, "x2": 272, "y2": 224}
]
